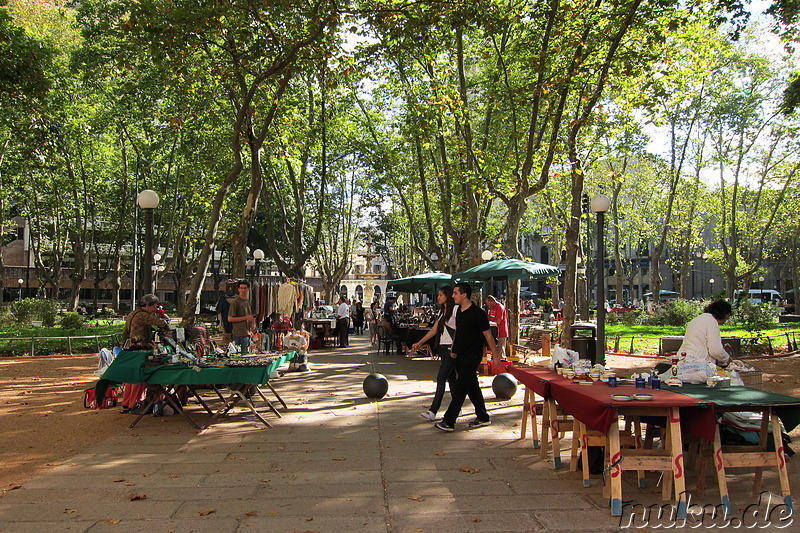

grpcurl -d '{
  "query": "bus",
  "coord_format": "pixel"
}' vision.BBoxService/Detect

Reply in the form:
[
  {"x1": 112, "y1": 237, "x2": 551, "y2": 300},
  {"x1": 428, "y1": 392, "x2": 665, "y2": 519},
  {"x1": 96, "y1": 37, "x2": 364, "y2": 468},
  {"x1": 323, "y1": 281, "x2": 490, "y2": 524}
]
[{"x1": 733, "y1": 289, "x2": 782, "y2": 305}]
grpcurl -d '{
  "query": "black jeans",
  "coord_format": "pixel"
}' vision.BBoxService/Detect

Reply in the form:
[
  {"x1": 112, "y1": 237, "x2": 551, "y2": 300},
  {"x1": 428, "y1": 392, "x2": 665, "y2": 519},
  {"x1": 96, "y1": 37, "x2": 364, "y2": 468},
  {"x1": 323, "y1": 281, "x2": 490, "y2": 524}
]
[
  {"x1": 429, "y1": 345, "x2": 457, "y2": 414},
  {"x1": 442, "y1": 351, "x2": 489, "y2": 426},
  {"x1": 337, "y1": 317, "x2": 350, "y2": 347}
]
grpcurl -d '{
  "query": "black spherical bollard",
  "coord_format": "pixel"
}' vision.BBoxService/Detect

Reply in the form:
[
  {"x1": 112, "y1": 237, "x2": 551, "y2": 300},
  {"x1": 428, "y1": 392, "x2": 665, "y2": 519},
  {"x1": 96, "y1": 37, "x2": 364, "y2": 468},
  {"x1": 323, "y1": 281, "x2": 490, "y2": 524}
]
[
  {"x1": 492, "y1": 372, "x2": 518, "y2": 400},
  {"x1": 363, "y1": 372, "x2": 389, "y2": 399}
]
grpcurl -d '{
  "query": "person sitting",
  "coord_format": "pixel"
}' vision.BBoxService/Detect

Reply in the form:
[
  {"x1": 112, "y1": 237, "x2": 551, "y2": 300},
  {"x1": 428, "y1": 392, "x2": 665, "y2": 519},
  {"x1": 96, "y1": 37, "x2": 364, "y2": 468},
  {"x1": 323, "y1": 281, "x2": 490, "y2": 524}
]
[
  {"x1": 120, "y1": 294, "x2": 170, "y2": 413},
  {"x1": 677, "y1": 300, "x2": 733, "y2": 367}
]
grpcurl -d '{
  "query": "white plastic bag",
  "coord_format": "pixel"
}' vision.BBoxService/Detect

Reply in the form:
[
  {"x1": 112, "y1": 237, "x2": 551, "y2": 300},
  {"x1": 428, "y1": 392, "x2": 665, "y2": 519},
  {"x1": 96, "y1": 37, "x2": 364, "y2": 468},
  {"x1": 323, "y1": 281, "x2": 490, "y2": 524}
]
[
  {"x1": 95, "y1": 348, "x2": 116, "y2": 376},
  {"x1": 551, "y1": 344, "x2": 578, "y2": 368},
  {"x1": 678, "y1": 362, "x2": 717, "y2": 384}
]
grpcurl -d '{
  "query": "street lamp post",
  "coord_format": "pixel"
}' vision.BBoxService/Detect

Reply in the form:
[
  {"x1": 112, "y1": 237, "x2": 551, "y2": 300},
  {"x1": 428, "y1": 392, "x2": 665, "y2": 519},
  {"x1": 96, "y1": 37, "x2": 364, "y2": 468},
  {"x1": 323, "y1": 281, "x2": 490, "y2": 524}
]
[
  {"x1": 137, "y1": 189, "x2": 160, "y2": 297},
  {"x1": 591, "y1": 194, "x2": 612, "y2": 365},
  {"x1": 152, "y1": 253, "x2": 166, "y2": 292},
  {"x1": 481, "y1": 250, "x2": 493, "y2": 300},
  {"x1": 709, "y1": 278, "x2": 715, "y2": 297},
  {"x1": 253, "y1": 248, "x2": 264, "y2": 280},
  {"x1": 17, "y1": 278, "x2": 23, "y2": 302}
]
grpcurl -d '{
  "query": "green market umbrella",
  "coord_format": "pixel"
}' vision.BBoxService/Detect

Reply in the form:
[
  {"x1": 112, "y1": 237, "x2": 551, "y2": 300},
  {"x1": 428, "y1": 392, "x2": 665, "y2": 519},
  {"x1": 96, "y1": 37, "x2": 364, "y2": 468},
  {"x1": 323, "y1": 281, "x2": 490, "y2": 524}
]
[
  {"x1": 454, "y1": 258, "x2": 560, "y2": 282},
  {"x1": 387, "y1": 272, "x2": 454, "y2": 294}
]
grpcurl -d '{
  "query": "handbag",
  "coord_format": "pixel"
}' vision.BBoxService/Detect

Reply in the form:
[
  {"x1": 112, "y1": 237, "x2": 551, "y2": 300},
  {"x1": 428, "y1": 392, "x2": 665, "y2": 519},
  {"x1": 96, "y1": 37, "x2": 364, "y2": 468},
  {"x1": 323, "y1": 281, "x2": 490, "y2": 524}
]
[{"x1": 84, "y1": 385, "x2": 120, "y2": 409}]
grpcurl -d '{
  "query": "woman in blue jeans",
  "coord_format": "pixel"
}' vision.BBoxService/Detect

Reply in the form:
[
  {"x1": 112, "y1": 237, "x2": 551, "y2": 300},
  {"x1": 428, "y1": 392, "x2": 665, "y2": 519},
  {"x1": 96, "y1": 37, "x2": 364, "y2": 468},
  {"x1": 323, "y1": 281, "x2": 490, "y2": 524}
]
[{"x1": 413, "y1": 286, "x2": 458, "y2": 421}]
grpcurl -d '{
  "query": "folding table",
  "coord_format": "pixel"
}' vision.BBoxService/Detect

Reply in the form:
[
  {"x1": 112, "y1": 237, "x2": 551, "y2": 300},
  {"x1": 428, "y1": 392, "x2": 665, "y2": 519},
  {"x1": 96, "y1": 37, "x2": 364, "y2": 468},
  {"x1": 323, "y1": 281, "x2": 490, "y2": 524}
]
[
  {"x1": 99, "y1": 350, "x2": 297, "y2": 429},
  {"x1": 677, "y1": 384, "x2": 800, "y2": 514}
]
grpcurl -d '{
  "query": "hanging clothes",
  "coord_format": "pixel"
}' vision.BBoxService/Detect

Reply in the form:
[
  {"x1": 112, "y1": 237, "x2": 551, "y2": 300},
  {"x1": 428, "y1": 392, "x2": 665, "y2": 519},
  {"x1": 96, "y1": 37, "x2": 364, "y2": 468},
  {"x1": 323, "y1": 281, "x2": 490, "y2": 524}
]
[{"x1": 278, "y1": 281, "x2": 298, "y2": 317}]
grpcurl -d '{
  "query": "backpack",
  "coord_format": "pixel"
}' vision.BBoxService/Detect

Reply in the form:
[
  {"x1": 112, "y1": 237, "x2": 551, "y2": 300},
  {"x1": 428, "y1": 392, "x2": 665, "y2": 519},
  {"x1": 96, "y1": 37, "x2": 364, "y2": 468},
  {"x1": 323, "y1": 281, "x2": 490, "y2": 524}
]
[{"x1": 84, "y1": 385, "x2": 120, "y2": 409}]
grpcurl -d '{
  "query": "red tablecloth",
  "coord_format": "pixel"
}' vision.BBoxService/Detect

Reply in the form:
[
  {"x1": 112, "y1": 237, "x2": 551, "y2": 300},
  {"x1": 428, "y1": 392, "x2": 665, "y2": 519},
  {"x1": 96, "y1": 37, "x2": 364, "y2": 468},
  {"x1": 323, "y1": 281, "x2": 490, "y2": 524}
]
[
  {"x1": 547, "y1": 379, "x2": 717, "y2": 441},
  {"x1": 507, "y1": 366, "x2": 563, "y2": 397}
]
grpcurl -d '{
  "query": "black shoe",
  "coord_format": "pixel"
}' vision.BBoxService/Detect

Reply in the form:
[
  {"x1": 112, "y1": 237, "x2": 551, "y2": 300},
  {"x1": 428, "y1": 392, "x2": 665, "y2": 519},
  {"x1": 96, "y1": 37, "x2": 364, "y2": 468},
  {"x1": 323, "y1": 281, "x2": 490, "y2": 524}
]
[
  {"x1": 435, "y1": 421, "x2": 455, "y2": 432},
  {"x1": 468, "y1": 418, "x2": 491, "y2": 429},
  {"x1": 120, "y1": 402, "x2": 142, "y2": 414}
]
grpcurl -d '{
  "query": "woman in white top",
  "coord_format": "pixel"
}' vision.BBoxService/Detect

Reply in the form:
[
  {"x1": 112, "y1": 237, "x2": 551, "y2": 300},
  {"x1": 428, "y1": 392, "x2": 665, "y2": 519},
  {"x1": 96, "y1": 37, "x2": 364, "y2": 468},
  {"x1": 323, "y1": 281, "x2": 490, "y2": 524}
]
[
  {"x1": 413, "y1": 286, "x2": 458, "y2": 421},
  {"x1": 677, "y1": 300, "x2": 733, "y2": 366}
]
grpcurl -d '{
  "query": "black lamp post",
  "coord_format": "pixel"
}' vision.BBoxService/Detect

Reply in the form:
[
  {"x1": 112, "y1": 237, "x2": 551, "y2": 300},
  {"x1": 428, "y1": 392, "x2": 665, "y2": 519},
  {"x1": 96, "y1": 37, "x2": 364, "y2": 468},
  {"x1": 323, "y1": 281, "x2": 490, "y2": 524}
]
[
  {"x1": 17, "y1": 278, "x2": 23, "y2": 302},
  {"x1": 591, "y1": 194, "x2": 611, "y2": 365},
  {"x1": 137, "y1": 189, "x2": 159, "y2": 297},
  {"x1": 253, "y1": 248, "x2": 264, "y2": 280}
]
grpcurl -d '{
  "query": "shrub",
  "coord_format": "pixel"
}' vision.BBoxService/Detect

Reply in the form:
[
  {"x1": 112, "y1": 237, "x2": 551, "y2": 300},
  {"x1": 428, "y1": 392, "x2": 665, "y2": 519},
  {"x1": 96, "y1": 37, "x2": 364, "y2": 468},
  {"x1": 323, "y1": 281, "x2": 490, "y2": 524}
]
[
  {"x1": 732, "y1": 300, "x2": 780, "y2": 332},
  {"x1": 621, "y1": 309, "x2": 644, "y2": 326},
  {"x1": 59, "y1": 312, "x2": 85, "y2": 330},
  {"x1": 642, "y1": 299, "x2": 704, "y2": 327},
  {"x1": 7, "y1": 298, "x2": 58, "y2": 327}
]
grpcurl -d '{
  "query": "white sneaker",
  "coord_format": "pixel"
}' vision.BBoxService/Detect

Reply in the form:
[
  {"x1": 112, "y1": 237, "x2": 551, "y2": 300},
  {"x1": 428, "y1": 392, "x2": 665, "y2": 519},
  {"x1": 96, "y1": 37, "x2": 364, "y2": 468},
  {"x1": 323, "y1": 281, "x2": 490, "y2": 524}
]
[{"x1": 420, "y1": 410, "x2": 437, "y2": 421}]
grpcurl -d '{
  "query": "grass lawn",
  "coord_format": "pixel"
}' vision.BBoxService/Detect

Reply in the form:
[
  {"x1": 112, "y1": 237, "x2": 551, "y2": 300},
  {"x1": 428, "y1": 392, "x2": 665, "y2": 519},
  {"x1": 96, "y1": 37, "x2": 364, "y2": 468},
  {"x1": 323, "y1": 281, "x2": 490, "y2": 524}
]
[
  {"x1": 604, "y1": 322, "x2": 800, "y2": 356},
  {"x1": 0, "y1": 320, "x2": 124, "y2": 356}
]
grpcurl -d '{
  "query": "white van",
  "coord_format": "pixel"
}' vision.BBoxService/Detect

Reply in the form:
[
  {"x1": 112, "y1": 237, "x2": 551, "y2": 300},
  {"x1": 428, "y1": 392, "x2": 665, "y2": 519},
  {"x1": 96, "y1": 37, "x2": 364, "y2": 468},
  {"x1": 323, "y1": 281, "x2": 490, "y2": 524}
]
[{"x1": 734, "y1": 289, "x2": 782, "y2": 305}]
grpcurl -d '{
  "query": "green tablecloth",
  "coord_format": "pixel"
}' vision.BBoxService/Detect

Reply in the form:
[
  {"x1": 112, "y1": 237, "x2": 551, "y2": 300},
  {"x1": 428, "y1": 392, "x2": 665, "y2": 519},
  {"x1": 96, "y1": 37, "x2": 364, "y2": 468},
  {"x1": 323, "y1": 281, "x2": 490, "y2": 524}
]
[
  {"x1": 101, "y1": 350, "x2": 297, "y2": 386},
  {"x1": 677, "y1": 384, "x2": 800, "y2": 432}
]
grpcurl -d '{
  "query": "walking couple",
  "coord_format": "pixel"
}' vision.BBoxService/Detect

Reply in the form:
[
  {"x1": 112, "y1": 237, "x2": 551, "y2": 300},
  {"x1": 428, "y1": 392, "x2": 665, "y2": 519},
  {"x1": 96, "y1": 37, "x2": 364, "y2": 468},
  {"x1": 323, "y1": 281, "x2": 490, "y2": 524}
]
[{"x1": 412, "y1": 282, "x2": 500, "y2": 432}]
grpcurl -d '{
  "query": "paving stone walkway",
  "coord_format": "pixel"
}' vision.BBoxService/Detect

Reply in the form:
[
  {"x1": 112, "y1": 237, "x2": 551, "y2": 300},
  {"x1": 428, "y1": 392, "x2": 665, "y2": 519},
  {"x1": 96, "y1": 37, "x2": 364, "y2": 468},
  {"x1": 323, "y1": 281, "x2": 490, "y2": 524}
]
[{"x1": 0, "y1": 335, "x2": 795, "y2": 532}]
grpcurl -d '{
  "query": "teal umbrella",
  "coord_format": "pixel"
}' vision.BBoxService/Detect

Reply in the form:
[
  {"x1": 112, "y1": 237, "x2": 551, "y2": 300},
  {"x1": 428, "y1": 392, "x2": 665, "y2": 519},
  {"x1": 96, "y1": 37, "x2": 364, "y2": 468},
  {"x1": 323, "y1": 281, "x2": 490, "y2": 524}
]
[
  {"x1": 387, "y1": 272, "x2": 454, "y2": 294},
  {"x1": 454, "y1": 258, "x2": 560, "y2": 281}
]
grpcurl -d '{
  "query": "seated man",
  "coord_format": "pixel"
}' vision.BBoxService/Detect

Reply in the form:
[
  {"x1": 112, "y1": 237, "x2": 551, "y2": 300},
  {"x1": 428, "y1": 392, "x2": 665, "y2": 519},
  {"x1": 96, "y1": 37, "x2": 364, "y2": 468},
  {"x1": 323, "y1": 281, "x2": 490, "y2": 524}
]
[{"x1": 120, "y1": 294, "x2": 170, "y2": 413}]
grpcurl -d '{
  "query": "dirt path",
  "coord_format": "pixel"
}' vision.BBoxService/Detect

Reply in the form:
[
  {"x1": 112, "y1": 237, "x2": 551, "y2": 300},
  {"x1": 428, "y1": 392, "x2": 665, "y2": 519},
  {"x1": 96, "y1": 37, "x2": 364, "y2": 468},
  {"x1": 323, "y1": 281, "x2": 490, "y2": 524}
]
[{"x1": 0, "y1": 355, "x2": 132, "y2": 492}]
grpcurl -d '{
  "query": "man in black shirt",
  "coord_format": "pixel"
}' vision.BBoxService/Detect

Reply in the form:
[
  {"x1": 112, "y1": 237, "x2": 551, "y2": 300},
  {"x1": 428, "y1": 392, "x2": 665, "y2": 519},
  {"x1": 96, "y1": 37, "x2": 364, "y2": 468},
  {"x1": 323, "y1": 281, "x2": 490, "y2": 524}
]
[{"x1": 435, "y1": 282, "x2": 500, "y2": 432}]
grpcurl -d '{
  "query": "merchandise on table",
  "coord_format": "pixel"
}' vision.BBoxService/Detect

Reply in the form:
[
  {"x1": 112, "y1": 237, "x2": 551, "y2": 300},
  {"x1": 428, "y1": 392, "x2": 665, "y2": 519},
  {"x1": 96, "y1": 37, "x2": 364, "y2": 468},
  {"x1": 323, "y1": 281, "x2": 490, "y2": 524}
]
[{"x1": 225, "y1": 354, "x2": 282, "y2": 367}]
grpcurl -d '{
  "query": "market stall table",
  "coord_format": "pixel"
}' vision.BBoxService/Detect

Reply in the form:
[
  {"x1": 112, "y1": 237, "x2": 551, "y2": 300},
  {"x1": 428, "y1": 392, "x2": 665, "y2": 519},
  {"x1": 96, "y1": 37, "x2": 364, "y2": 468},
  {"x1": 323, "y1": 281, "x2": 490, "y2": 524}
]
[
  {"x1": 507, "y1": 366, "x2": 564, "y2": 450},
  {"x1": 397, "y1": 326, "x2": 434, "y2": 357},
  {"x1": 303, "y1": 319, "x2": 336, "y2": 347},
  {"x1": 546, "y1": 378, "x2": 715, "y2": 518},
  {"x1": 99, "y1": 350, "x2": 297, "y2": 429},
  {"x1": 677, "y1": 384, "x2": 800, "y2": 514}
]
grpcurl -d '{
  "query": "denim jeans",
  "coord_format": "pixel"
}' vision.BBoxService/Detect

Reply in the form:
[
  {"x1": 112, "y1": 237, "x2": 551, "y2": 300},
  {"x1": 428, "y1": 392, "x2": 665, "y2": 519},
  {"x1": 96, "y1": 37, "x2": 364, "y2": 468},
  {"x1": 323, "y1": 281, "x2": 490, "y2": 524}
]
[
  {"x1": 234, "y1": 335, "x2": 251, "y2": 354},
  {"x1": 429, "y1": 345, "x2": 457, "y2": 414}
]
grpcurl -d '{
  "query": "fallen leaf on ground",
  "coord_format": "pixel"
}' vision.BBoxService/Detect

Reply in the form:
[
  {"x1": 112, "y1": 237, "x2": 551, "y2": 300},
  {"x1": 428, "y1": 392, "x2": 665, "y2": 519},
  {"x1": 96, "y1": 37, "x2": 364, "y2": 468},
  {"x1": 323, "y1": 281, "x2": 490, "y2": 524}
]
[
  {"x1": 112, "y1": 478, "x2": 126, "y2": 483},
  {"x1": 273, "y1": 467, "x2": 283, "y2": 471},
  {"x1": 269, "y1": 510, "x2": 279, "y2": 516},
  {"x1": 168, "y1": 474, "x2": 178, "y2": 478},
  {"x1": 459, "y1": 466, "x2": 480, "y2": 474},
  {"x1": 472, "y1": 517, "x2": 481, "y2": 523},
  {"x1": 105, "y1": 519, "x2": 120, "y2": 524},
  {"x1": 128, "y1": 493, "x2": 147, "y2": 501},
  {"x1": 198, "y1": 509, "x2": 216, "y2": 516},
  {"x1": 332, "y1": 457, "x2": 345, "y2": 461},
  {"x1": 244, "y1": 511, "x2": 257, "y2": 517},
  {"x1": 305, "y1": 517, "x2": 314, "y2": 521},
  {"x1": 64, "y1": 509, "x2": 78, "y2": 514},
  {"x1": 434, "y1": 451, "x2": 445, "y2": 456},
  {"x1": 124, "y1": 482, "x2": 135, "y2": 487},
  {"x1": 4, "y1": 482, "x2": 22, "y2": 492},
  {"x1": 411, "y1": 495, "x2": 425, "y2": 502}
]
